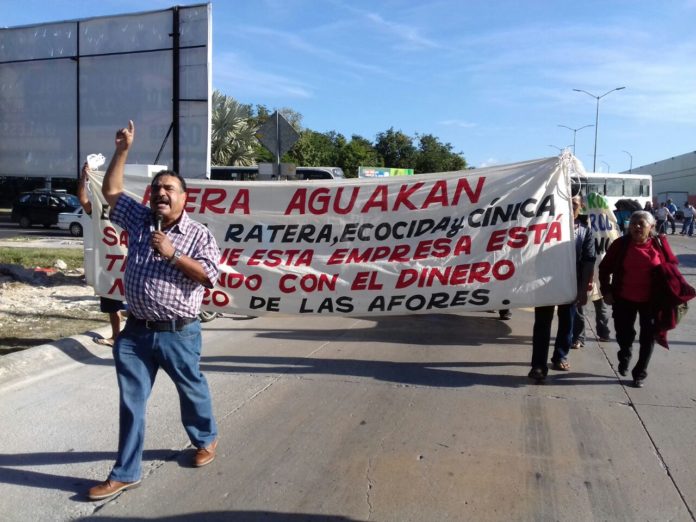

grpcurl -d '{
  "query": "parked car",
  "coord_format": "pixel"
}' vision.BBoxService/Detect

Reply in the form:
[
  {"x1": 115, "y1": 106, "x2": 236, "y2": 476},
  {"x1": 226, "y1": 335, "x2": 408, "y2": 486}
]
[
  {"x1": 57, "y1": 207, "x2": 86, "y2": 237},
  {"x1": 11, "y1": 189, "x2": 80, "y2": 228}
]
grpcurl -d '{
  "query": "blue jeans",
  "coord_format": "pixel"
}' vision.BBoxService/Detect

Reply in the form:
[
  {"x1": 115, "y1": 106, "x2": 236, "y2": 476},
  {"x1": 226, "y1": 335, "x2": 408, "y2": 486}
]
[
  {"x1": 681, "y1": 217, "x2": 694, "y2": 236},
  {"x1": 532, "y1": 304, "x2": 576, "y2": 370},
  {"x1": 110, "y1": 318, "x2": 217, "y2": 482},
  {"x1": 573, "y1": 299, "x2": 611, "y2": 343}
]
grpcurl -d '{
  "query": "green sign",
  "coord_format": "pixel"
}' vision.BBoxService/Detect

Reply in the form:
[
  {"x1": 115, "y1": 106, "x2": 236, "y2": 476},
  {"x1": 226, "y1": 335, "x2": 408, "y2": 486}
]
[{"x1": 358, "y1": 167, "x2": 414, "y2": 178}]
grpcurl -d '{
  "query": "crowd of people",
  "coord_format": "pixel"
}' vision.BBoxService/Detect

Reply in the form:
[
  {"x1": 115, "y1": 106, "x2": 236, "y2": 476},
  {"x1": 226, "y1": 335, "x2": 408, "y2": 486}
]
[
  {"x1": 643, "y1": 198, "x2": 695, "y2": 236},
  {"x1": 80, "y1": 119, "x2": 694, "y2": 501},
  {"x1": 527, "y1": 195, "x2": 692, "y2": 390}
]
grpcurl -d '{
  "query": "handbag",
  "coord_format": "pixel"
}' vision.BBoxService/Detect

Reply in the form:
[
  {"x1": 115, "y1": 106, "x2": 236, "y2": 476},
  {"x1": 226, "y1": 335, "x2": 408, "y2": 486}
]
[{"x1": 676, "y1": 302, "x2": 689, "y2": 325}]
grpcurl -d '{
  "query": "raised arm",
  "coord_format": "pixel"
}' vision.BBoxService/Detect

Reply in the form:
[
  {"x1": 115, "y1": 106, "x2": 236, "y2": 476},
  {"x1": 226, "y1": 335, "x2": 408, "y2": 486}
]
[
  {"x1": 102, "y1": 120, "x2": 134, "y2": 208},
  {"x1": 77, "y1": 162, "x2": 93, "y2": 216}
]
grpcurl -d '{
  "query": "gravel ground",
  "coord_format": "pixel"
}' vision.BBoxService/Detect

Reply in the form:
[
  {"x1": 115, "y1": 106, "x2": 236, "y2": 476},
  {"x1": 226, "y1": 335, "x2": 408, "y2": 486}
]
[{"x1": 0, "y1": 264, "x2": 107, "y2": 355}]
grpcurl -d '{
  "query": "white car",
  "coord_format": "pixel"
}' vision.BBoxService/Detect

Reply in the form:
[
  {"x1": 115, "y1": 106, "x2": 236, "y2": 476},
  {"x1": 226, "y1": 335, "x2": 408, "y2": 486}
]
[{"x1": 57, "y1": 208, "x2": 86, "y2": 237}]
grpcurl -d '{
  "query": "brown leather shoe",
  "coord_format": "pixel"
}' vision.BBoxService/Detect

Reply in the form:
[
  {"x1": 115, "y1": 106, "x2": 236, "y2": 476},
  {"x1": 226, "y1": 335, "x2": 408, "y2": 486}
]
[
  {"x1": 87, "y1": 478, "x2": 141, "y2": 500},
  {"x1": 193, "y1": 438, "x2": 218, "y2": 467}
]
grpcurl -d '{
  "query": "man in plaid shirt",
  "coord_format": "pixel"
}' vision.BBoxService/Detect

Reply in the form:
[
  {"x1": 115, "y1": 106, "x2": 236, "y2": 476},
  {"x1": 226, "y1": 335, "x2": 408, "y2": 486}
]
[{"x1": 88, "y1": 120, "x2": 221, "y2": 501}]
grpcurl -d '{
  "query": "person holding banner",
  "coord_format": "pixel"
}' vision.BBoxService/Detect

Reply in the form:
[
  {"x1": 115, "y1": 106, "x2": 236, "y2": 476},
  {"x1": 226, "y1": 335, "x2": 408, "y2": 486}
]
[
  {"x1": 77, "y1": 162, "x2": 126, "y2": 347},
  {"x1": 88, "y1": 121, "x2": 221, "y2": 501},
  {"x1": 529, "y1": 195, "x2": 596, "y2": 382},
  {"x1": 572, "y1": 287, "x2": 611, "y2": 349},
  {"x1": 572, "y1": 197, "x2": 616, "y2": 348}
]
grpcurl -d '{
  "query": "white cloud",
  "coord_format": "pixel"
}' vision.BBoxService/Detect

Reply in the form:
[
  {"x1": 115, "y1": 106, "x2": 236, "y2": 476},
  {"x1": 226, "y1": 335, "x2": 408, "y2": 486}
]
[
  {"x1": 214, "y1": 52, "x2": 312, "y2": 100},
  {"x1": 362, "y1": 11, "x2": 440, "y2": 51},
  {"x1": 230, "y1": 25, "x2": 388, "y2": 77},
  {"x1": 330, "y1": 1, "x2": 440, "y2": 51},
  {"x1": 479, "y1": 158, "x2": 500, "y2": 168},
  {"x1": 439, "y1": 119, "x2": 477, "y2": 129}
]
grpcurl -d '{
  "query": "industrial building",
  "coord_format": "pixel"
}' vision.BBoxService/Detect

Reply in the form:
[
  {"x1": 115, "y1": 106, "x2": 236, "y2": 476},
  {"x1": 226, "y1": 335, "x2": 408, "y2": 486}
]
[{"x1": 630, "y1": 150, "x2": 696, "y2": 205}]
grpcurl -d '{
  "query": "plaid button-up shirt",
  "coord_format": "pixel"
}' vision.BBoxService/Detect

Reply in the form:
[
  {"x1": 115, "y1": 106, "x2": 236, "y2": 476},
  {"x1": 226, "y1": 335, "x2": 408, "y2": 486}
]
[{"x1": 110, "y1": 195, "x2": 220, "y2": 320}]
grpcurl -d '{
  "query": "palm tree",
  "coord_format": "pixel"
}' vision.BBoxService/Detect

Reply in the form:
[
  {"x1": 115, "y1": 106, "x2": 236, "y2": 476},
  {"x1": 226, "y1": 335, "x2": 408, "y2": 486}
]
[{"x1": 210, "y1": 90, "x2": 258, "y2": 166}]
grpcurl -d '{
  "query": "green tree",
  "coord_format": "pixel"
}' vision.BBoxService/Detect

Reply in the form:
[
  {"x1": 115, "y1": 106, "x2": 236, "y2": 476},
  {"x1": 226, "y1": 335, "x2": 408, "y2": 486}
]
[
  {"x1": 414, "y1": 133, "x2": 467, "y2": 173},
  {"x1": 210, "y1": 90, "x2": 257, "y2": 166},
  {"x1": 287, "y1": 130, "x2": 345, "y2": 167},
  {"x1": 374, "y1": 128, "x2": 416, "y2": 169},
  {"x1": 338, "y1": 135, "x2": 383, "y2": 178}
]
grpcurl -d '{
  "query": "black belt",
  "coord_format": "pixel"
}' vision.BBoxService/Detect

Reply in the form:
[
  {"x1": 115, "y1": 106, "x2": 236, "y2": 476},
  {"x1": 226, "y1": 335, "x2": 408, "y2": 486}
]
[{"x1": 130, "y1": 316, "x2": 198, "y2": 332}]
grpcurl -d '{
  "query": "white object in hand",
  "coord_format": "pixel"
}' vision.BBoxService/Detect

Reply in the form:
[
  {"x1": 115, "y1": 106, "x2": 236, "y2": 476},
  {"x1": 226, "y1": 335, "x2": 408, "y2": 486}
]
[{"x1": 86, "y1": 153, "x2": 106, "y2": 170}]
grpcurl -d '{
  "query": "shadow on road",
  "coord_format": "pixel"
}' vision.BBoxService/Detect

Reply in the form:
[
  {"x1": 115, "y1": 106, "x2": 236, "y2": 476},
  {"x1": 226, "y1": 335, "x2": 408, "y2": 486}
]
[
  {"x1": 0, "y1": 449, "x2": 176, "y2": 495},
  {"x1": 77, "y1": 512, "x2": 361, "y2": 521},
  {"x1": 200, "y1": 353, "x2": 614, "y2": 389}
]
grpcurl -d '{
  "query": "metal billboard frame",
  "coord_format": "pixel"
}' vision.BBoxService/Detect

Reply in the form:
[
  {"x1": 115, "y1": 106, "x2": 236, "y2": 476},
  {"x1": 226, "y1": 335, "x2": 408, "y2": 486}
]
[{"x1": 0, "y1": 3, "x2": 212, "y2": 180}]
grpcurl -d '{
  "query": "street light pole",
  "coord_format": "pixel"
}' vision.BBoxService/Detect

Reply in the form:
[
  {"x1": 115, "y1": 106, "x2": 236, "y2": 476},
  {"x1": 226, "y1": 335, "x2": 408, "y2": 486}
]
[
  {"x1": 601, "y1": 160, "x2": 611, "y2": 172},
  {"x1": 557, "y1": 124, "x2": 594, "y2": 154},
  {"x1": 548, "y1": 144, "x2": 571, "y2": 153},
  {"x1": 573, "y1": 86, "x2": 626, "y2": 172},
  {"x1": 622, "y1": 150, "x2": 633, "y2": 172}
]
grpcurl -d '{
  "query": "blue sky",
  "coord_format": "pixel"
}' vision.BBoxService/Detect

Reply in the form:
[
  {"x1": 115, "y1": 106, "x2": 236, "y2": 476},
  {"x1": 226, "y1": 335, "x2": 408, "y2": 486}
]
[{"x1": 3, "y1": 0, "x2": 695, "y2": 171}]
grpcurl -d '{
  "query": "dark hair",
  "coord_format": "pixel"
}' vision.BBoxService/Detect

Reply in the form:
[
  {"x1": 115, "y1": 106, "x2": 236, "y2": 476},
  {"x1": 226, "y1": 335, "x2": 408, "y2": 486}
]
[{"x1": 151, "y1": 170, "x2": 187, "y2": 192}]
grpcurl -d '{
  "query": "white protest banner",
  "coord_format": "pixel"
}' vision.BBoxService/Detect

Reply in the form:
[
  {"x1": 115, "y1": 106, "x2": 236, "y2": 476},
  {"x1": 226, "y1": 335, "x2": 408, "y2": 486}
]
[
  {"x1": 87, "y1": 155, "x2": 580, "y2": 316},
  {"x1": 584, "y1": 192, "x2": 621, "y2": 300}
]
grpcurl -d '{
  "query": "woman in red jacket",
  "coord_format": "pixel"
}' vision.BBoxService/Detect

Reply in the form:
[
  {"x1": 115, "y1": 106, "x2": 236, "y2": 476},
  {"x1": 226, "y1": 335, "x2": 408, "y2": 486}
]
[{"x1": 599, "y1": 210, "x2": 676, "y2": 388}]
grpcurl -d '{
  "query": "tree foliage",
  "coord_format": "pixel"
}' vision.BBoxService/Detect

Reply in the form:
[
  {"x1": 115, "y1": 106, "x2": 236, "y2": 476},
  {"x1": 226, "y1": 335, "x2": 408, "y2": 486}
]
[
  {"x1": 414, "y1": 133, "x2": 467, "y2": 173},
  {"x1": 287, "y1": 130, "x2": 345, "y2": 168},
  {"x1": 339, "y1": 135, "x2": 383, "y2": 177},
  {"x1": 374, "y1": 128, "x2": 417, "y2": 170},
  {"x1": 210, "y1": 92, "x2": 468, "y2": 175},
  {"x1": 210, "y1": 90, "x2": 257, "y2": 166}
]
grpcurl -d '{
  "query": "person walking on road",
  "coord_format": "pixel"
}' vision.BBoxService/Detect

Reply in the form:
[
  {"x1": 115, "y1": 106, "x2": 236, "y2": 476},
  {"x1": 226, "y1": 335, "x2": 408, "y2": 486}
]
[
  {"x1": 572, "y1": 292, "x2": 611, "y2": 348},
  {"x1": 681, "y1": 202, "x2": 694, "y2": 237},
  {"x1": 88, "y1": 120, "x2": 221, "y2": 501},
  {"x1": 654, "y1": 203, "x2": 672, "y2": 235},
  {"x1": 666, "y1": 199, "x2": 678, "y2": 234},
  {"x1": 77, "y1": 161, "x2": 126, "y2": 347},
  {"x1": 529, "y1": 195, "x2": 596, "y2": 382},
  {"x1": 599, "y1": 211, "x2": 673, "y2": 388}
]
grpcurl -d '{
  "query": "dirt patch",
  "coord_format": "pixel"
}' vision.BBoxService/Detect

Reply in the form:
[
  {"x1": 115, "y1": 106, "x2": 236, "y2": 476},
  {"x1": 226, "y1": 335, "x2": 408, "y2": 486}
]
[{"x1": 0, "y1": 264, "x2": 108, "y2": 355}]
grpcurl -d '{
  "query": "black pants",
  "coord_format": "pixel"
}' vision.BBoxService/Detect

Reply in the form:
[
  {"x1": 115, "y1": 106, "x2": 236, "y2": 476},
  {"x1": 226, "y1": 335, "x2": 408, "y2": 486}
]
[
  {"x1": 532, "y1": 304, "x2": 575, "y2": 371},
  {"x1": 612, "y1": 298, "x2": 655, "y2": 380}
]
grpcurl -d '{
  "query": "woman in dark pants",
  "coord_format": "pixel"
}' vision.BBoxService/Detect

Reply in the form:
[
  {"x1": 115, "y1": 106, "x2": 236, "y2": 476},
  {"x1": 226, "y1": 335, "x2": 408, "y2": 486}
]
[{"x1": 599, "y1": 211, "x2": 676, "y2": 388}]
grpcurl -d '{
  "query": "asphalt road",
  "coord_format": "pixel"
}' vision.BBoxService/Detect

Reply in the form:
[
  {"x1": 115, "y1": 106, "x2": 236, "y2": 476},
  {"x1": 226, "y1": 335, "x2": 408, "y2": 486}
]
[
  {"x1": 0, "y1": 212, "x2": 74, "y2": 240},
  {"x1": 1, "y1": 236, "x2": 696, "y2": 521}
]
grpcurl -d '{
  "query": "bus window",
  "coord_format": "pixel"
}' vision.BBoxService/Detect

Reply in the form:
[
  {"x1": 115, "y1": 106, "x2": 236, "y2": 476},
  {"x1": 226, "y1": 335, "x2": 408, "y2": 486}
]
[
  {"x1": 624, "y1": 179, "x2": 641, "y2": 197},
  {"x1": 210, "y1": 166, "x2": 258, "y2": 181},
  {"x1": 606, "y1": 179, "x2": 623, "y2": 197},
  {"x1": 587, "y1": 180, "x2": 604, "y2": 195},
  {"x1": 640, "y1": 180, "x2": 651, "y2": 197},
  {"x1": 571, "y1": 177, "x2": 585, "y2": 196}
]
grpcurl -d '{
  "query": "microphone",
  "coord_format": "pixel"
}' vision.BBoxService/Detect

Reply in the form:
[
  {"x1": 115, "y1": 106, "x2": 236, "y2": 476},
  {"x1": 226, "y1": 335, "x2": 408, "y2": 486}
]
[{"x1": 153, "y1": 213, "x2": 163, "y2": 256}]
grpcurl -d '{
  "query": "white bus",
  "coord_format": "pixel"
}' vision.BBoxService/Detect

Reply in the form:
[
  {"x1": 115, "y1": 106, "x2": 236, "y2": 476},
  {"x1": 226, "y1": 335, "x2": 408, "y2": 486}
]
[
  {"x1": 571, "y1": 172, "x2": 653, "y2": 210},
  {"x1": 210, "y1": 165, "x2": 345, "y2": 181}
]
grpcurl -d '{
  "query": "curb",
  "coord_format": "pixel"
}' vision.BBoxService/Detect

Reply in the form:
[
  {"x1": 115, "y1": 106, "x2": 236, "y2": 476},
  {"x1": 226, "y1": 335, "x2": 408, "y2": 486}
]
[{"x1": 0, "y1": 325, "x2": 114, "y2": 392}]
